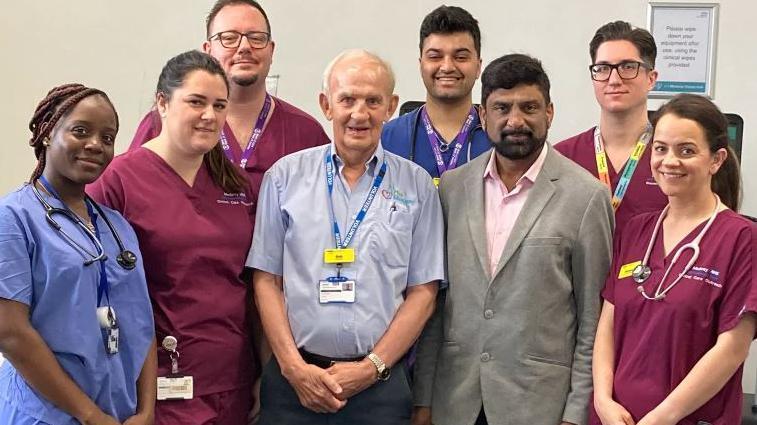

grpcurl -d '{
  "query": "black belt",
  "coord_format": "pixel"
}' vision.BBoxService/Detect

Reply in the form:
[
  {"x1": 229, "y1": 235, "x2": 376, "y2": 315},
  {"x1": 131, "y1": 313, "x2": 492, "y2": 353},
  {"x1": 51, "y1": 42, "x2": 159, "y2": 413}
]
[{"x1": 298, "y1": 349, "x2": 364, "y2": 369}]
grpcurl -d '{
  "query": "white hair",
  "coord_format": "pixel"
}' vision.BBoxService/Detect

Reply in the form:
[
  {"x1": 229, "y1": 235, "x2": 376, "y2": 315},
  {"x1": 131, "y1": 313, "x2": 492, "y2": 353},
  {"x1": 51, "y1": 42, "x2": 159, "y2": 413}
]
[{"x1": 321, "y1": 49, "x2": 396, "y2": 96}]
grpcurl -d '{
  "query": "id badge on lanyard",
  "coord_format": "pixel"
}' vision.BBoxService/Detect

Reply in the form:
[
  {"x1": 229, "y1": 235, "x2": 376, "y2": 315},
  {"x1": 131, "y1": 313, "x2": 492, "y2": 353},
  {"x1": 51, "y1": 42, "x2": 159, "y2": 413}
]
[
  {"x1": 157, "y1": 336, "x2": 194, "y2": 400},
  {"x1": 321, "y1": 150, "x2": 387, "y2": 304},
  {"x1": 86, "y1": 198, "x2": 120, "y2": 356}
]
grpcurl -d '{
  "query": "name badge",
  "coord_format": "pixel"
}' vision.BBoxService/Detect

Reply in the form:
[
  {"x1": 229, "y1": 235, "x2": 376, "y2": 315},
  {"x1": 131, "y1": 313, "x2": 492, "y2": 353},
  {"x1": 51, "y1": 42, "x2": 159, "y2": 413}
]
[
  {"x1": 618, "y1": 261, "x2": 641, "y2": 279},
  {"x1": 319, "y1": 277, "x2": 356, "y2": 303},
  {"x1": 104, "y1": 327, "x2": 119, "y2": 355},
  {"x1": 324, "y1": 248, "x2": 355, "y2": 264},
  {"x1": 157, "y1": 376, "x2": 194, "y2": 400},
  {"x1": 97, "y1": 306, "x2": 119, "y2": 355}
]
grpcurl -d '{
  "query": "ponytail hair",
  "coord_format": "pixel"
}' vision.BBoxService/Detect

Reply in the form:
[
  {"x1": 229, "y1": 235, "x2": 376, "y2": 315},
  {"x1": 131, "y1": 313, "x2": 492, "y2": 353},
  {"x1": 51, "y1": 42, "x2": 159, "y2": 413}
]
[
  {"x1": 156, "y1": 50, "x2": 247, "y2": 193},
  {"x1": 652, "y1": 94, "x2": 741, "y2": 211}
]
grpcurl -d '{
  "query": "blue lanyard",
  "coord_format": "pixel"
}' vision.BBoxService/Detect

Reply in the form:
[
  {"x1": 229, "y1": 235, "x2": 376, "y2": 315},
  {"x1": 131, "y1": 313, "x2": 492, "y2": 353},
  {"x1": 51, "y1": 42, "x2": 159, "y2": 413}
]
[
  {"x1": 325, "y1": 149, "x2": 387, "y2": 249},
  {"x1": 86, "y1": 201, "x2": 110, "y2": 307},
  {"x1": 38, "y1": 176, "x2": 110, "y2": 307}
]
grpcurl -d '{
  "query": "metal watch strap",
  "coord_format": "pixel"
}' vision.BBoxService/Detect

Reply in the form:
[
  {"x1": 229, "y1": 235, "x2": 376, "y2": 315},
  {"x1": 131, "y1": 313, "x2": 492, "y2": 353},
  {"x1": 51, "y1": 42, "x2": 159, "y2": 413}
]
[{"x1": 366, "y1": 352, "x2": 390, "y2": 381}]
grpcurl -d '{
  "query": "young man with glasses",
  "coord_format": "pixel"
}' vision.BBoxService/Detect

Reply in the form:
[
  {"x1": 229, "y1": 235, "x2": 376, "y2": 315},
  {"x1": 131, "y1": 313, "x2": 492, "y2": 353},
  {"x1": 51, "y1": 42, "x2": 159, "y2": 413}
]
[
  {"x1": 129, "y1": 0, "x2": 329, "y2": 213},
  {"x1": 555, "y1": 21, "x2": 666, "y2": 233}
]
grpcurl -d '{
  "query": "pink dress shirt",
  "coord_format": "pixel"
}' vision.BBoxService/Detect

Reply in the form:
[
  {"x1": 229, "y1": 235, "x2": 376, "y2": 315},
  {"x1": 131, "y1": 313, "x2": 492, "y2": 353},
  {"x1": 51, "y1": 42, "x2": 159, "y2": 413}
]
[{"x1": 483, "y1": 146, "x2": 548, "y2": 276}]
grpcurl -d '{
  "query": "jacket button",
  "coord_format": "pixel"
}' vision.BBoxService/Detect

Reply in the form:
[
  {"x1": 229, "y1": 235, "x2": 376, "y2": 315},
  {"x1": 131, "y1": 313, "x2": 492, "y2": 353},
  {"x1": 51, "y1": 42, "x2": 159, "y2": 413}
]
[
  {"x1": 480, "y1": 352, "x2": 491, "y2": 362},
  {"x1": 484, "y1": 309, "x2": 494, "y2": 319}
]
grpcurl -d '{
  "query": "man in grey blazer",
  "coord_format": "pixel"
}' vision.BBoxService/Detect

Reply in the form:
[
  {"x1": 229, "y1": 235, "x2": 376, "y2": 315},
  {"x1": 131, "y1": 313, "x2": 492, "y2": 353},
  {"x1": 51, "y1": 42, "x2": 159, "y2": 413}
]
[{"x1": 412, "y1": 54, "x2": 614, "y2": 425}]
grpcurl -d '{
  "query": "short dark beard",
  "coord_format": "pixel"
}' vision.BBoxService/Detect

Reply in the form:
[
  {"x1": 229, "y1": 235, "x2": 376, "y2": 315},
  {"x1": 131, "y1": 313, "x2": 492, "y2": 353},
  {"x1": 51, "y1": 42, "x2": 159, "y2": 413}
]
[
  {"x1": 491, "y1": 128, "x2": 546, "y2": 160},
  {"x1": 231, "y1": 74, "x2": 259, "y2": 87}
]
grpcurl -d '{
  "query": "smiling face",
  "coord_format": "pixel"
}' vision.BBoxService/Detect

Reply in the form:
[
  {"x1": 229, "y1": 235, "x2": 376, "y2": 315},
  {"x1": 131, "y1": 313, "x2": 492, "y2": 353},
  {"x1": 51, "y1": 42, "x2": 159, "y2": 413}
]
[
  {"x1": 157, "y1": 70, "x2": 229, "y2": 156},
  {"x1": 592, "y1": 40, "x2": 657, "y2": 114},
  {"x1": 651, "y1": 113, "x2": 726, "y2": 200},
  {"x1": 319, "y1": 55, "x2": 398, "y2": 158},
  {"x1": 43, "y1": 95, "x2": 118, "y2": 187},
  {"x1": 481, "y1": 84, "x2": 553, "y2": 161},
  {"x1": 420, "y1": 32, "x2": 481, "y2": 103},
  {"x1": 203, "y1": 3, "x2": 274, "y2": 88}
]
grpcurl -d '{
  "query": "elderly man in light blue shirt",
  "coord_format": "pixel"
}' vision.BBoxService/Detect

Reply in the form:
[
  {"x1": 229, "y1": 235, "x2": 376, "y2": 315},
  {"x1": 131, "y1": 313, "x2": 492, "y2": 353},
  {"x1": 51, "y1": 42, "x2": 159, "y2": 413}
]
[{"x1": 247, "y1": 49, "x2": 445, "y2": 425}]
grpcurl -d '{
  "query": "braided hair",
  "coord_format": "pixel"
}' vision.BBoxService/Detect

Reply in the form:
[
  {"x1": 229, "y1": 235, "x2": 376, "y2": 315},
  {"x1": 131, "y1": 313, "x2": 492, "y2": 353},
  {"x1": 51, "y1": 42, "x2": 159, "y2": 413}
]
[{"x1": 28, "y1": 83, "x2": 118, "y2": 182}]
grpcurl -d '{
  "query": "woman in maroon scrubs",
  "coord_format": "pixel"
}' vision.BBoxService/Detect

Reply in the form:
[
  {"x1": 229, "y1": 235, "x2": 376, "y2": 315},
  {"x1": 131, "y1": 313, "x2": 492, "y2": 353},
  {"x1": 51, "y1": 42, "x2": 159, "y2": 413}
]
[
  {"x1": 88, "y1": 51, "x2": 255, "y2": 424},
  {"x1": 591, "y1": 94, "x2": 756, "y2": 425}
]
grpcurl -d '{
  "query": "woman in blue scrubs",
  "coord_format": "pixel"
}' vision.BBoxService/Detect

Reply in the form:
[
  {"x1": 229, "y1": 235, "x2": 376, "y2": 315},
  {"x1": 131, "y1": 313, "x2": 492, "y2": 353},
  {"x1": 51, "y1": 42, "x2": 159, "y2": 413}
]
[{"x1": 0, "y1": 84, "x2": 156, "y2": 425}]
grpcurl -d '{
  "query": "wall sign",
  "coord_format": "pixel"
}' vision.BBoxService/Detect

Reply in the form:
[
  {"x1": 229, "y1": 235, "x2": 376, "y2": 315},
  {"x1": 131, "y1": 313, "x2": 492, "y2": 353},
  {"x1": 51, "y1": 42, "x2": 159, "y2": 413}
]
[{"x1": 648, "y1": 2, "x2": 719, "y2": 98}]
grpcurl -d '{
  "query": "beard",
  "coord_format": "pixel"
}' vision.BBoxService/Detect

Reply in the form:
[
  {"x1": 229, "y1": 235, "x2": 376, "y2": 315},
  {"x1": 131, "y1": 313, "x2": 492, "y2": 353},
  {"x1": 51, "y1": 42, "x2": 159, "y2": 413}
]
[
  {"x1": 231, "y1": 73, "x2": 259, "y2": 87},
  {"x1": 491, "y1": 128, "x2": 547, "y2": 160}
]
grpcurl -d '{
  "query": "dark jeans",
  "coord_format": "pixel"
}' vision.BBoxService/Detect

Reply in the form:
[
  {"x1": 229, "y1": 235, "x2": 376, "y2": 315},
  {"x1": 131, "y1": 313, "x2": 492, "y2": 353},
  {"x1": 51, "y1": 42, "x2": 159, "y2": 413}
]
[{"x1": 258, "y1": 357, "x2": 412, "y2": 425}]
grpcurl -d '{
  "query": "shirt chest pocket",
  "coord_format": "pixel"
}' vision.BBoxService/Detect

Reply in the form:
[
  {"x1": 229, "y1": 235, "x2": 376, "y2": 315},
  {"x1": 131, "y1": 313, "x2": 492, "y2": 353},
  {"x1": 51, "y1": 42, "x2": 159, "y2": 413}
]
[{"x1": 367, "y1": 208, "x2": 414, "y2": 268}]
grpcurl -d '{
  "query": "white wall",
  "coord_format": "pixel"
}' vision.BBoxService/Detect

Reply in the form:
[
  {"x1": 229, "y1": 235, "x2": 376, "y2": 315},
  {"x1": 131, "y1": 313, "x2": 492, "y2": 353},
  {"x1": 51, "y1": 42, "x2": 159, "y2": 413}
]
[{"x1": 1, "y1": 0, "x2": 756, "y2": 390}]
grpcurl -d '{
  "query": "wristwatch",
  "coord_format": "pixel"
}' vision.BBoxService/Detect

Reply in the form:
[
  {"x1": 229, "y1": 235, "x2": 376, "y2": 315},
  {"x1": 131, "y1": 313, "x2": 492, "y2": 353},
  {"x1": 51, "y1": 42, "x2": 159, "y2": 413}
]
[{"x1": 366, "y1": 352, "x2": 391, "y2": 381}]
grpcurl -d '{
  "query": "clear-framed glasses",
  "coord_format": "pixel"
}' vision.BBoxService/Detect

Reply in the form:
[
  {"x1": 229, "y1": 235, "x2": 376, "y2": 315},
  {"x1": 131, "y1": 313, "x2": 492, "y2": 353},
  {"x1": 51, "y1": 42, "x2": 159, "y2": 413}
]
[
  {"x1": 209, "y1": 30, "x2": 271, "y2": 49},
  {"x1": 589, "y1": 61, "x2": 652, "y2": 81}
]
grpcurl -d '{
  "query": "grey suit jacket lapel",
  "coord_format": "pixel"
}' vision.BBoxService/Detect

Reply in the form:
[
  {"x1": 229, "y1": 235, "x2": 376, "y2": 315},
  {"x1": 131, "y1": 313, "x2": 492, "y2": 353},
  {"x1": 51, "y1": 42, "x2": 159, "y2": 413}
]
[
  {"x1": 465, "y1": 152, "x2": 493, "y2": 280},
  {"x1": 491, "y1": 146, "x2": 560, "y2": 282}
]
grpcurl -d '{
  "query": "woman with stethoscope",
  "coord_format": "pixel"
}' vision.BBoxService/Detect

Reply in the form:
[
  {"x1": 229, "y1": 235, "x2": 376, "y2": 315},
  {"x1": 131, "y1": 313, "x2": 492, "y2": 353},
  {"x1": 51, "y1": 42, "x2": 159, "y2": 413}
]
[
  {"x1": 591, "y1": 93, "x2": 756, "y2": 425},
  {"x1": 0, "y1": 84, "x2": 156, "y2": 424}
]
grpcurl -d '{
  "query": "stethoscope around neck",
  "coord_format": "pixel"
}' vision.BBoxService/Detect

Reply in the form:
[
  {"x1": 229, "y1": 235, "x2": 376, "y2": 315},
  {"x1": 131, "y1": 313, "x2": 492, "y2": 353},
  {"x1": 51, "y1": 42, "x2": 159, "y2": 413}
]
[
  {"x1": 31, "y1": 179, "x2": 137, "y2": 270},
  {"x1": 631, "y1": 195, "x2": 721, "y2": 301},
  {"x1": 409, "y1": 107, "x2": 478, "y2": 164}
]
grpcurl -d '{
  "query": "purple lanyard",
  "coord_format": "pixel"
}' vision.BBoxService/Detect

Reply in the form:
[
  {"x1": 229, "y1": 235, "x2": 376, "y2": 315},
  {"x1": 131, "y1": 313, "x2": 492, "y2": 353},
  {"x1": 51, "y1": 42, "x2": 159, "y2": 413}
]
[
  {"x1": 219, "y1": 94, "x2": 272, "y2": 168},
  {"x1": 421, "y1": 106, "x2": 476, "y2": 175}
]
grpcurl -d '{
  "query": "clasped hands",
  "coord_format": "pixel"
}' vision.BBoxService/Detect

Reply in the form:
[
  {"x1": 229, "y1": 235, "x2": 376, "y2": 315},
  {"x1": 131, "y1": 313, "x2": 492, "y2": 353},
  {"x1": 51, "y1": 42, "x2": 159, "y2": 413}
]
[{"x1": 284, "y1": 358, "x2": 379, "y2": 414}]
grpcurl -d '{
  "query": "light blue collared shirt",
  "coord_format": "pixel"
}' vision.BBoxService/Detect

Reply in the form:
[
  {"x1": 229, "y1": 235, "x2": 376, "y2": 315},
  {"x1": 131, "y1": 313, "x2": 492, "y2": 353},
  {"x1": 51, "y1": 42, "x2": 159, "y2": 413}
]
[{"x1": 247, "y1": 142, "x2": 444, "y2": 358}]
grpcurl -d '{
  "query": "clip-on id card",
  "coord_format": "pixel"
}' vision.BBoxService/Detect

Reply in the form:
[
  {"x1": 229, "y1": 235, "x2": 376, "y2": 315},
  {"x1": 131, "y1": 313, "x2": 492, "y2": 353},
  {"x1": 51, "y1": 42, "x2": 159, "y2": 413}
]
[
  {"x1": 157, "y1": 336, "x2": 194, "y2": 400},
  {"x1": 319, "y1": 276, "x2": 356, "y2": 303},
  {"x1": 157, "y1": 376, "x2": 194, "y2": 400}
]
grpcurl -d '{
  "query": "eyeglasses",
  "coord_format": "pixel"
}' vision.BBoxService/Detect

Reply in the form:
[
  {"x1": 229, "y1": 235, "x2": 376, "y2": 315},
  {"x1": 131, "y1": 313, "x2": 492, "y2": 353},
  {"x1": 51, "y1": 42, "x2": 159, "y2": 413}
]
[
  {"x1": 589, "y1": 61, "x2": 651, "y2": 81},
  {"x1": 209, "y1": 30, "x2": 271, "y2": 49}
]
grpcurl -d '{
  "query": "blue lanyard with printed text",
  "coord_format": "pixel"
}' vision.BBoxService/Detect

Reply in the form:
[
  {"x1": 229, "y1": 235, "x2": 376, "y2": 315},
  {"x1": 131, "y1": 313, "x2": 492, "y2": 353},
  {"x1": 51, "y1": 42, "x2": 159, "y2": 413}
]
[
  {"x1": 324, "y1": 149, "x2": 387, "y2": 249},
  {"x1": 219, "y1": 94, "x2": 272, "y2": 168},
  {"x1": 38, "y1": 176, "x2": 110, "y2": 307}
]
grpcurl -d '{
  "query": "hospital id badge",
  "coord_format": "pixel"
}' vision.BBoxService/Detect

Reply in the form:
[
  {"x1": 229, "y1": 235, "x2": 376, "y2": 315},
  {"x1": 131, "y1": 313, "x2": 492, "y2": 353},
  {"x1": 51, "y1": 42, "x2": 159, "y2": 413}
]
[
  {"x1": 324, "y1": 248, "x2": 355, "y2": 264},
  {"x1": 157, "y1": 376, "x2": 194, "y2": 400},
  {"x1": 618, "y1": 260, "x2": 641, "y2": 279},
  {"x1": 104, "y1": 327, "x2": 119, "y2": 355},
  {"x1": 319, "y1": 276, "x2": 356, "y2": 303}
]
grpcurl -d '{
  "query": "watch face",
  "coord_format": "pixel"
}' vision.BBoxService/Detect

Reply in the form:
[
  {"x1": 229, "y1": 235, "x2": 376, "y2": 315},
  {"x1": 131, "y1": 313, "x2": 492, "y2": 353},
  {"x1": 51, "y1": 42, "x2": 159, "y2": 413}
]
[{"x1": 378, "y1": 368, "x2": 391, "y2": 381}]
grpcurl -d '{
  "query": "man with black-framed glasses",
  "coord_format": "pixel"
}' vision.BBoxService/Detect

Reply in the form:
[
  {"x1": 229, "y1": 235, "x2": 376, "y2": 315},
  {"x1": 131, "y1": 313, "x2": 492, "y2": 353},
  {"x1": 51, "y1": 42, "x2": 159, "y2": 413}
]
[
  {"x1": 128, "y1": 0, "x2": 330, "y2": 216},
  {"x1": 555, "y1": 21, "x2": 667, "y2": 235},
  {"x1": 126, "y1": 1, "x2": 329, "y2": 424}
]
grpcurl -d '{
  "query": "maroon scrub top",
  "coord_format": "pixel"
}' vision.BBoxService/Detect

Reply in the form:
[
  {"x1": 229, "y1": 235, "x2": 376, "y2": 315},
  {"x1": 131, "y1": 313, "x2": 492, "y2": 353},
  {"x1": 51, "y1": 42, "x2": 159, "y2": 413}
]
[
  {"x1": 591, "y1": 209, "x2": 757, "y2": 425},
  {"x1": 128, "y1": 96, "x2": 330, "y2": 226},
  {"x1": 88, "y1": 148, "x2": 255, "y2": 396},
  {"x1": 555, "y1": 127, "x2": 667, "y2": 235}
]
